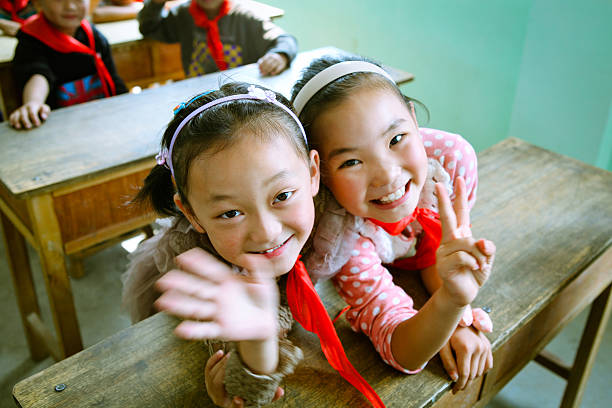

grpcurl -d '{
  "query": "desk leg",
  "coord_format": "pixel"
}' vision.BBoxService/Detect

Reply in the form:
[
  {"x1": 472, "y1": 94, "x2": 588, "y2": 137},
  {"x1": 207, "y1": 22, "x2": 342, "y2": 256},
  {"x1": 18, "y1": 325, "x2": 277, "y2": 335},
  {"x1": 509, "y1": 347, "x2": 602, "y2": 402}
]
[
  {"x1": 27, "y1": 194, "x2": 83, "y2": 358},
  {"x1": 560, "y1": 283, "x2": 612, "y2": 408},
  {"x1": 1, "y1": 212, "x2": 48, "y2": 360}
]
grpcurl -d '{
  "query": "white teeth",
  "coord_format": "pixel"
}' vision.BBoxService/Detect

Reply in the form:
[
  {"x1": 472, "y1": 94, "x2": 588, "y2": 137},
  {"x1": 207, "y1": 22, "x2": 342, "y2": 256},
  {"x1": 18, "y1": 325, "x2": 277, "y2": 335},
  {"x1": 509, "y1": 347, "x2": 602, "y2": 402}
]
[
  {"x1": 260, "y1": 242, "x2": 283, "y2": 253},
  {"x1": 378, "y1": 186, "x2": 405, "y2": 204}
]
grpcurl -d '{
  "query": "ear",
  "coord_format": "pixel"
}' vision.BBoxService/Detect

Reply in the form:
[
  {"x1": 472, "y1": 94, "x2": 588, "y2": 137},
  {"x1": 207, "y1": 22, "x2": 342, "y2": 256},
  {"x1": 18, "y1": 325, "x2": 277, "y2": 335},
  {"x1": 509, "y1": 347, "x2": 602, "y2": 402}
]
[
  {"x1": 408, "y1": 101, "x2": 419, "y2": 128},
  {"x1": 308, "y1": 149, "x2": 320, "y2": 197},
  {"x1": 173, "y1": 193, "x2": 206, "y2": 233}
]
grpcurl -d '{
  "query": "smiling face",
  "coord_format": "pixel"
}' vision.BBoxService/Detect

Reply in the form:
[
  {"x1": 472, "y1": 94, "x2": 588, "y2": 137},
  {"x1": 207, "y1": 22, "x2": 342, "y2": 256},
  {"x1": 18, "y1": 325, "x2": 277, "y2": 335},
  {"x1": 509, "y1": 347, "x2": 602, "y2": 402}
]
[
  {"x1": 176, "y1": 133, "x2": 319, "y2": 277},
  {"x1": 312, "y1": 85, "x2": 428, "y2": 223},
  {"x1": 36, "y1": 0, "x2": 88, "y2": 35}
]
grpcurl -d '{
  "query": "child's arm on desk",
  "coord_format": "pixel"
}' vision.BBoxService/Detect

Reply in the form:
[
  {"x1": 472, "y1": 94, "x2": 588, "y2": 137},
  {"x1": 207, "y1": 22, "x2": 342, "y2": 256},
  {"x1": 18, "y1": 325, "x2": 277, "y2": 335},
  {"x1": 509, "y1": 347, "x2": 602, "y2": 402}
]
[{"x1": 9, "y1": 74, "x2": 50, "y2": 129}]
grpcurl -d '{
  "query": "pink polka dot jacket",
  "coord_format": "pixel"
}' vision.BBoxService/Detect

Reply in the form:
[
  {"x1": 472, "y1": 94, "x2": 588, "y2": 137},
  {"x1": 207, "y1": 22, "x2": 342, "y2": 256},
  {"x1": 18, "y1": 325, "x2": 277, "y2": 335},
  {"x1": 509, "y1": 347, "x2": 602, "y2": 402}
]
[{"x1": 304, "y1": 128, "x2": 478, "y2": 373}]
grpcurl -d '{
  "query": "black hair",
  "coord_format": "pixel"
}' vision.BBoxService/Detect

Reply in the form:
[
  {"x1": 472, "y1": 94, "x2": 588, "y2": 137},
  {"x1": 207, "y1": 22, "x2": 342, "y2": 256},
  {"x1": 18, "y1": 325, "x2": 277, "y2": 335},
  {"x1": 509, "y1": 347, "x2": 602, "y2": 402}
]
[
  {"x1": 136, "y1": 82, "x2": 308, "y2": 216},
  {"x1": 290, "y1": 53, "x2": 428, "y2": 152}
]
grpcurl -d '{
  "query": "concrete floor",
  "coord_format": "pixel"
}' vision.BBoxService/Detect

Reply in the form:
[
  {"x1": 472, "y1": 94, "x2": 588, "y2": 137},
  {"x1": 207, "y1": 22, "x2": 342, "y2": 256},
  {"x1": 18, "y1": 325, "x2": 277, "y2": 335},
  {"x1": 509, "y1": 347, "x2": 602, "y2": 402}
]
[{"x1": 1, "y1": 233, "x2": 610, "y2": 408}]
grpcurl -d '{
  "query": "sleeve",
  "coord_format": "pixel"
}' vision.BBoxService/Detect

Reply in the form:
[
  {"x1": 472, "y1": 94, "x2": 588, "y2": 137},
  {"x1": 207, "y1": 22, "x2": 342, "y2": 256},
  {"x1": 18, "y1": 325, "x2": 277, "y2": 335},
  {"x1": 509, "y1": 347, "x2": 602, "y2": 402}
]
[
  {"x1": 239, "y1": 9, "x2": 298, "y2": 63},
  {"x1": 95, "y1": 28, "x2": 128, "y2": 94},
  {"x1": 12, "y1": 32, "x2": 57, "y2": 93},
  {"x1": 137, "y1": 0, "x2": 182, "y2": 43},
  {"x1": 224, "y1": 338, "x2": 303, "y2": 408},
  {"x1": 331, "y1": 236, "x2": 423, "y2": 374},
  {"x1": 420, "y1": 128, "x2": 478, "y2": 209}
]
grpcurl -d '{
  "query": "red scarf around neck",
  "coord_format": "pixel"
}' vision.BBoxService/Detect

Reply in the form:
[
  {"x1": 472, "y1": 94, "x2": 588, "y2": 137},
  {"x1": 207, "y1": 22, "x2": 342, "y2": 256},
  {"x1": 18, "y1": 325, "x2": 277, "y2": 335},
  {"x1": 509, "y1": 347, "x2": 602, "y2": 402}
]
[
  {"x1": 0, "y1": 0, "x2": 28, "y2": 23},
  {"x1": 189, "y1": 0, "x2": 231, "y2": 71},
  {"x1": 21, "y1": 13, "x2": 116, "y2": 97},
  {"x1": 369, "y1": 207, "x2": 442, "y2": 270},
  {"x1": 287, "y1": 258, "x2": 385, "y2": 407}
]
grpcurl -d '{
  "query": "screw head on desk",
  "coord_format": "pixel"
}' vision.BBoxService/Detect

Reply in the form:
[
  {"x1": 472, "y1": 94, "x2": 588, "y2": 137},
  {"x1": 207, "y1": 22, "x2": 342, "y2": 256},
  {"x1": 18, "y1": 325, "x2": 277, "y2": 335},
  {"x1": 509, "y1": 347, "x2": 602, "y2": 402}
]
[
  {"x1": 54, "y1": 384, "x2": 66, "y2": 392},
  {"x1": 482, "y1": 306, "x2": 491, "y2": 313}
]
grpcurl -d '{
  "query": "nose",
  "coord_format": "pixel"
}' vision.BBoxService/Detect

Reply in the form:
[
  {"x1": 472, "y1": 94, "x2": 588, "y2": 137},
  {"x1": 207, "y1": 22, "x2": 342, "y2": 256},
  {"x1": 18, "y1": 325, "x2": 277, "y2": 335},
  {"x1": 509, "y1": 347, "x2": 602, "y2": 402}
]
[
  {"x1": 249, "y1": 210, "x2": 283, "y2": 245},
  {"x1": 370, "y1": 160, "x2": 401, "y2": 188}
]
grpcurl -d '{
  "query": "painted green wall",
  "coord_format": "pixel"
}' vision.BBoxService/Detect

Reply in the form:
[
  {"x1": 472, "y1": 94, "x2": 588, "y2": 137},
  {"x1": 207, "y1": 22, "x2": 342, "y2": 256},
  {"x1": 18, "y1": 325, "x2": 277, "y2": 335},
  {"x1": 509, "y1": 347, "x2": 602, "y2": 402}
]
[{"x1": 266, "y1": 0, "x2": 612, "y2": 170}]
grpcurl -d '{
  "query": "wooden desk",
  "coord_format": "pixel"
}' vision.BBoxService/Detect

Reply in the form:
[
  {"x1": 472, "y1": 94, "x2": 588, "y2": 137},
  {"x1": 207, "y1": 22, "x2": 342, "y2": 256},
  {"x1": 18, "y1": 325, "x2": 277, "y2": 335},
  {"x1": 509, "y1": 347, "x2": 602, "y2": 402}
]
[
  {"x1": 11, "y1": 139, "x2": 611, "y2": 407},
  {"x1": 0, "y1": 0, "x2": 285, "y2": 118},
  {"x1": 0, "y1": 46, "x2": 413, "y2": 362}
]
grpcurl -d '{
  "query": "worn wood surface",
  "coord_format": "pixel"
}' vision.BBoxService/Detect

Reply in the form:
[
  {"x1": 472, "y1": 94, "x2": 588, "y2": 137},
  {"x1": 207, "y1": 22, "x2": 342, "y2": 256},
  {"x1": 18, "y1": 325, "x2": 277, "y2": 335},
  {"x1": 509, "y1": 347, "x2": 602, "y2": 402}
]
[
  {"x1": 12, "y1": 138, "x2": 612, "y2": 407},
  {"x1": 0, "y1": 46, "x2": 413, "y2": 198}
]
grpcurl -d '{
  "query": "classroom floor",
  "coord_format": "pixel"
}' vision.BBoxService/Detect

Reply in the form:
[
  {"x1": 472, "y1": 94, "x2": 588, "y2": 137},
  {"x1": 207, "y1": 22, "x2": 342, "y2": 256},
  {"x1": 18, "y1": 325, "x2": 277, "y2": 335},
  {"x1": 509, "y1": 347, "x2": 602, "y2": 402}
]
[{"x1": 0, "y1": 231, "x2": 610, "y2": 408}]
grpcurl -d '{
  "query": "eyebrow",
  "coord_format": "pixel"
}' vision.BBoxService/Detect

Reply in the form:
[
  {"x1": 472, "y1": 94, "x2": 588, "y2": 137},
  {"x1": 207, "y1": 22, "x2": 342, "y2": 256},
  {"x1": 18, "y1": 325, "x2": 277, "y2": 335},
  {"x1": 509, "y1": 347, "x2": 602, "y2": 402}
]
[
  {"x1": 208, "y1": 170, "x2": 292, "y2": 202},
  {"x1": 327, "y1": 118, "x2": 410, "y2": 160}
]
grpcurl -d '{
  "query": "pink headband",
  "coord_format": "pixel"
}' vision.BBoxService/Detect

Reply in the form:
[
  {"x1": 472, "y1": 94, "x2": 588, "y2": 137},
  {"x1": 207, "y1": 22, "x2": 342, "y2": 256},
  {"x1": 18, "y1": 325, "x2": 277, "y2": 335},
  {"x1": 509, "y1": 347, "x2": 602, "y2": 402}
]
[{"x1": 156, "y1": 85, "x2": 307, "y2": 179}]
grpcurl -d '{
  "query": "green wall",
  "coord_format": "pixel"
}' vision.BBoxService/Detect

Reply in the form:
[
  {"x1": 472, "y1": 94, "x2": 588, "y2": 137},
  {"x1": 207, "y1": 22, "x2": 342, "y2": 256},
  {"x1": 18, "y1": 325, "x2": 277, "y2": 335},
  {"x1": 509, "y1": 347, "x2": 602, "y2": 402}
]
[{"x1": 266, "y1": 0, "x2": 612, "y2": 171}]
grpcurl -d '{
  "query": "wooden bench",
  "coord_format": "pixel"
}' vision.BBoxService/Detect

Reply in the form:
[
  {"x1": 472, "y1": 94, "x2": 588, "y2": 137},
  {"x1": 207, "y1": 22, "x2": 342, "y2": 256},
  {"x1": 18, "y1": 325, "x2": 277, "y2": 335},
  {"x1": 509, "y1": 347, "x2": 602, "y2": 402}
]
[
  {"x1": 0, "y1": 45, "x2": 413, "y2": 362},
  {"x1": 11, "y1": 138, "x2": 611, "y2": 407},
  {"x1": 0, "y1": 0, "x2": 285, "y2": 118}
]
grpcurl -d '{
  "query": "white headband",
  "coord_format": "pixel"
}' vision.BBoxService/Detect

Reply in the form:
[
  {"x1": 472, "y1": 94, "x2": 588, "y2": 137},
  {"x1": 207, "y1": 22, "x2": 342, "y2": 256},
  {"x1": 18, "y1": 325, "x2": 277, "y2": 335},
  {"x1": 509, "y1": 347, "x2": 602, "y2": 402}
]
[{"x1": 293, "y1": 61, "x2": 395, "y2": 115}]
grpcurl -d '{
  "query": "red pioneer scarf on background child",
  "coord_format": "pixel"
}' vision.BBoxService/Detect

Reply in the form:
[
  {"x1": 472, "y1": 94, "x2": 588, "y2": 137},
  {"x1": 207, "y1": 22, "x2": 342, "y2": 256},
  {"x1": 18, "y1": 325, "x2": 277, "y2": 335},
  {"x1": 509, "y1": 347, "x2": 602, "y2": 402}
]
[
  {"x1": 189, "y1": 0, "x2": 231, "y2": 71},
  {"x1": 0, "y1": 0, "x2": 29, "y2": 23},
  {"x1": 20, "y1": 12, "x2": 116, "y2": 100}
]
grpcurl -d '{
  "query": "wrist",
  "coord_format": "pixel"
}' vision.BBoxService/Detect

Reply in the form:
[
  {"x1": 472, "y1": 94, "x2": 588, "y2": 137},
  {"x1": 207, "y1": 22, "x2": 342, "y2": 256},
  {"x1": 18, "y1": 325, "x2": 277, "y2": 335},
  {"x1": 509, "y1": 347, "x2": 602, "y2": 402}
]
[{"x1": 436, "y1": 284, "x2": 470, "y2": 310}]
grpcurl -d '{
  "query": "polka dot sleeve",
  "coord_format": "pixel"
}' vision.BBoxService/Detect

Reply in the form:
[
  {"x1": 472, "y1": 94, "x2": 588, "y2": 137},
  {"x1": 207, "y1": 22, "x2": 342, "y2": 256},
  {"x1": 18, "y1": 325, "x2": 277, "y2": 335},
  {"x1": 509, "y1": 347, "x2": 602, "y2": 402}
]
[
  {"x1": 331, "y1": 236, "x2": 423, "y2": 374},
  {"x1": 420, "y1": 128, "x2": 478, "y2": 209}
]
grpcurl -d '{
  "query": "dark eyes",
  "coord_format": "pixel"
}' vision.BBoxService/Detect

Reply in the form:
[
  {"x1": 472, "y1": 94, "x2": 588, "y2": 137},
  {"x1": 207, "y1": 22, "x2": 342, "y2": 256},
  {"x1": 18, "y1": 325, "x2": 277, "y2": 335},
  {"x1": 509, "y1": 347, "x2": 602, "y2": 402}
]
[
  {"x1": 219, "y1": 210, "x2": 241, "y2": 219},
  {"x1": 390, "y1": 134, "x2": 404, "y2": 146},
  {"x1": 339, "y1": 159, "x2": 361, "y2": 169},
  {"x1": 273, "y1": 191, "x2": 294, "y2": 203}
]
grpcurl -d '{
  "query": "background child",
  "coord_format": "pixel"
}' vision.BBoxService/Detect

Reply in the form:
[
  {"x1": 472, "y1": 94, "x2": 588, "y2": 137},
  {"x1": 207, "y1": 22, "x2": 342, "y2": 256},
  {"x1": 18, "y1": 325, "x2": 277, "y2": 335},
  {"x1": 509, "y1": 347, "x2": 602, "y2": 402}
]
[
  {"x1": 291, "y1": 55, "x2": 496, "y2": 392},
  {"x1": 9, "y1": 0, "x2": 127, "y2": 129},
  {"x1": 0, "y1": 0, "x2": 36, "y2": 36},
  {"x1": 138, "y1": 0, "x2": 297, "y2": 77},
  {"x1": 122, "y1": 83, "x2": 382, "y2": 407}
]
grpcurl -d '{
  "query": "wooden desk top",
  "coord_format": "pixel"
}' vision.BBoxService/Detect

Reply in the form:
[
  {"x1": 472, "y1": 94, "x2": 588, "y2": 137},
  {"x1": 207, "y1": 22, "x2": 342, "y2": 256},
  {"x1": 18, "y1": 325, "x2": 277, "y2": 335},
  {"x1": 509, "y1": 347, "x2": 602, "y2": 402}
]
[
  {"x1": 12, "y1": 138, "x2": 612, "y2": 407},
  {"x1": 0, "y1": 0, "x2": 284, "y2": 64},
  {"x1": 0, "y1": 46, "x2": 413, "y2": 198}
]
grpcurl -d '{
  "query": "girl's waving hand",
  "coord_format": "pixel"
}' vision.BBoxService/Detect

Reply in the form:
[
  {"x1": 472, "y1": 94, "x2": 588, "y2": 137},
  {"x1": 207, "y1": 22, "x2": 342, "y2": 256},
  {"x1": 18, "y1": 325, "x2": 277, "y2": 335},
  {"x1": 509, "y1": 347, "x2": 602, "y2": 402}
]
[{"x1": 155, "y1": 247, "x2": 279, "y2": 342}]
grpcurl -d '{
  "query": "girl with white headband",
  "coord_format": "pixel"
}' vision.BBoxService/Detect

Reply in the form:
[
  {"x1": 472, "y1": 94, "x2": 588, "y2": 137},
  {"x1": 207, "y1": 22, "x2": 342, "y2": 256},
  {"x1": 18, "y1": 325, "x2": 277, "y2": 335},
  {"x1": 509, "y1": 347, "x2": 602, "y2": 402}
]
[
  {"x1": 122, "y1": 82, "x2": 385, "y2": 407},
  {"x1": 292, "y1": 55, "x2": 496, "y2": 393}
]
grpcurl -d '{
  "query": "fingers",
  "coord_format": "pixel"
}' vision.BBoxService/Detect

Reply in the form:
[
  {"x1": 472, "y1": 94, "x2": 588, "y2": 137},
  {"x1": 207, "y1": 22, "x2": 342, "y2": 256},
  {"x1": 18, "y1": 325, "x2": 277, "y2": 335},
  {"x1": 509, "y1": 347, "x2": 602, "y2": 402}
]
[
  {"x1": 156, "y1": 269, "x2": 218, "y2": 298},
  {"x1": 258, "y1": 53, "x2": 287, "y2": 76},
  {"x1": 453, "y1": 343, "x2": 471, "y2": 392},
  {"x1": 475, "y1": 239, "x2": 496, "y2": 257},
  {"x1": 453, "y1": 177, "x2": 471, "y2": 233},
  {"x1": 435, "y1": 182, "x2": 457, "y2": 243},
  {"x1": 439, "y1": 343, "x2": 459, "y2": 382},
  {"x1": 175, "y1": 319, "x2": 222, "y2": 340},
  {"x1": 175, "y1": 248, "x2": 233, "y2": 283},
  {"x1": 439, "y1": 237, "x2": 490, "y2": 270},
  {"x1": 272, "y1": 386, "x2": 285, "y2": 402},
  {"x1": 155, "y1": 290, "x2": 216, "y2": 321},
  {"x1": 205, "y1": 350, "x2": 225, "y2": 377},
  {"x1": 28, "y1": 104, "x2": 41, "y2": 127}
]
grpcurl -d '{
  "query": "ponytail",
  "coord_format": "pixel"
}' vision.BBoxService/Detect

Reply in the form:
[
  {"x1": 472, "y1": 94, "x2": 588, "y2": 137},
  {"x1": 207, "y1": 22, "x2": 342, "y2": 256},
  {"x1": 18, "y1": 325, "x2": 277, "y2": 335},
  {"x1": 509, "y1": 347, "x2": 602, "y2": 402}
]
[{"x1": 133, "y1": 164, "x2": 179, "y2": 217}]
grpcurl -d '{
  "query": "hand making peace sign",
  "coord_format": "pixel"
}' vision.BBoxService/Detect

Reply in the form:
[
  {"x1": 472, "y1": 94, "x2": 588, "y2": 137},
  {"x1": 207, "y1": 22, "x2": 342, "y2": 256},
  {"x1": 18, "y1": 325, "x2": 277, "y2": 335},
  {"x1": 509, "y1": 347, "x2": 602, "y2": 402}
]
[{"x1": 435, "y1": 177, "x2": 496, "y2": 307}]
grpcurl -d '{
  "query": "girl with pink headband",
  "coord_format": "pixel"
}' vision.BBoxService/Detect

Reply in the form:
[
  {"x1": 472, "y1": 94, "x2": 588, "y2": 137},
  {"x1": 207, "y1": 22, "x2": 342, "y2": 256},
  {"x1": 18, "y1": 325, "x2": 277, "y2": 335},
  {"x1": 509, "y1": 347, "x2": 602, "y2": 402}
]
[
  {"x1": 291, "y1": 55, "x2": 497, "y2": 393},
  {"x1": 122, "y1": 82, "x2": 385, "y2": 407}
]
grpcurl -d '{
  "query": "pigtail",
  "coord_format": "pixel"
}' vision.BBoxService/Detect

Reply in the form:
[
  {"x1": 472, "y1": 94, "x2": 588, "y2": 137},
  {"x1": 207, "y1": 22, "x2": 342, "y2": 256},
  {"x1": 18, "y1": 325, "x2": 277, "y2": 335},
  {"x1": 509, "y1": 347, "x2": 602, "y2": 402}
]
[{"x1": 133, "y1": 164, "x2": 179, "y2": 217}]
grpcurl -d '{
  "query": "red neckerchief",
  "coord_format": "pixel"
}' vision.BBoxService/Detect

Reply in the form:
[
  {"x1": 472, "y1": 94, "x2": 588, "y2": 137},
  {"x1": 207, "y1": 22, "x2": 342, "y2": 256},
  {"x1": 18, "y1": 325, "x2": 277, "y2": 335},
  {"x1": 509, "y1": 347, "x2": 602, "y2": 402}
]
[
  {"x1": 369, "y1": 207, "x2": 442, "y2": 270},
  {"x1": 189, "y1": 0, "x2": 230, "y2": 71},
  {"x1": 21, "y1": 13, "x2": 116, "y2": 97},
  {"x1": 0, "y1": 0, "x2": 28, "y2": 23},
  {"x1": 286, "y1": 258, "x2": 385, "y2": 407}
]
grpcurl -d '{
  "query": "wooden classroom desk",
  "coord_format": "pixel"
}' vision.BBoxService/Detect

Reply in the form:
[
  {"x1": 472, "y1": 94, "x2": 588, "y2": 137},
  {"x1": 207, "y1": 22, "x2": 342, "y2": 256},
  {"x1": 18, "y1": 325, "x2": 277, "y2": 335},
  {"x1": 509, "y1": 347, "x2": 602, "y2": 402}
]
[
  {"x1": 0, "y1": 0, "x2": 284, "y2": 118},
  {"x1": 12, "y1": 138, "x2": 611, "y2": 408},
  {"x1": 0, "y1": 46, "x2": 413, "y2": 362}
]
